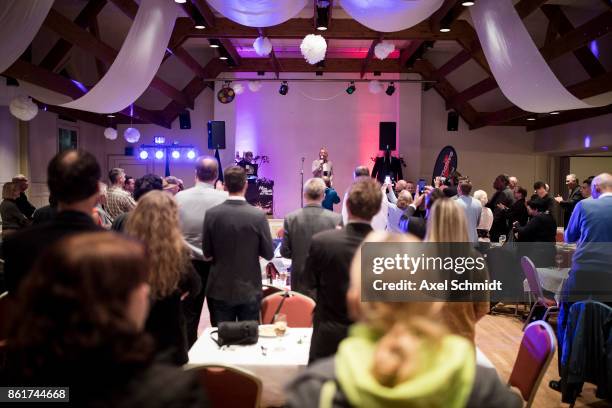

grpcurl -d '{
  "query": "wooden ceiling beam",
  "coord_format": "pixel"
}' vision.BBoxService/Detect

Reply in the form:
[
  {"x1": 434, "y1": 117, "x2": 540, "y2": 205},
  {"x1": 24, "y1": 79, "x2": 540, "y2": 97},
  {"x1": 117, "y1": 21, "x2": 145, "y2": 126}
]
[
  {"x1": 43, "y1": 8, "x2": 193, "y2": 110},
  {"x1": 431, "y1": 49, "x2": 471, "y2": 80},
  {"x1": 540, "y1": 5, "x2": 606, "y2": 78},
  {"x1": 446, "y1": 77, "x2": 497, "y2": 110},
  {"x1": 228, "y1": 58, "x2": 411, "y2": 73},
  {"x1": 258, "y1": 28, "x2": 280, "y2": 79},
  {"x1": 526, "y1": 104, "x2": 612, "y2": 131},
  {"x1": 40, "y1": 0, "x2": 107, "y2": 72},
  {"x1": 429, "y1": 0, "x2": 463, "y2": 33},
  {"x1": 3, "y1": 59, "x2": 170, "y2": 128},
  {"x1": 89, "y1": 17, "x2": 107, "y2": 80},
  {"x1": 399, "y1": 40, "x2": 424, "y2": 67},
  {"x1": 313, "y1": 0, "x2": 334, "y2": 31},
  {"x1": 515, "y1": 0, "x2": 548, "y2": 19},
  {"x1": 360, "y1": 34, "x2": 384, "y2": 79}
]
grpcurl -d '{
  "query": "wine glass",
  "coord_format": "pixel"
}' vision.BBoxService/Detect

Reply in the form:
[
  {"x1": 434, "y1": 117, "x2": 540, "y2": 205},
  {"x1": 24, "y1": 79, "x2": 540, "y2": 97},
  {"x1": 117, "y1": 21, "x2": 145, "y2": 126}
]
[
  {"x1": 273, "y1": 313, "x2": 288, "y2": 337},
  {"x1": 279, "y1": 271, "x2": 288, "y2": 288},
  {"x1": 555, "y1": 253, "x2": 564, "y2": 270},
  {"x1": 499, "y1": 235, "x2": 507, "y2": 246}
]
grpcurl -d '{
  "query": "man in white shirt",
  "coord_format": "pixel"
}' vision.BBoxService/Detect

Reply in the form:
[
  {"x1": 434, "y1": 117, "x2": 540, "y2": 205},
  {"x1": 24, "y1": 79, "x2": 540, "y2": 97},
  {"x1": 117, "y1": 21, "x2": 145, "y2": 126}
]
[
  {"x1": 342, "y1": 166, "x2": 387, "y2": 231},
  {"x1": 175, "y1": 156, "x2": 228, "y2": 344},
  {"x1": 453, "y1": 177, "x2": 482, "y2": 243}
]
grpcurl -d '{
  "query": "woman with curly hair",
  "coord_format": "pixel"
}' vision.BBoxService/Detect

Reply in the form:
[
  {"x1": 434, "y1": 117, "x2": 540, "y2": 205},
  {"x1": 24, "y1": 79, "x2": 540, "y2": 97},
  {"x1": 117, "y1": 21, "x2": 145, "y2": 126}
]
[
  {"x1": 125, "y1": 190, "x2": 201, "y2": 365},
  {"x1": 0, "y1": 232, "x2": 206, "y2": 406}
]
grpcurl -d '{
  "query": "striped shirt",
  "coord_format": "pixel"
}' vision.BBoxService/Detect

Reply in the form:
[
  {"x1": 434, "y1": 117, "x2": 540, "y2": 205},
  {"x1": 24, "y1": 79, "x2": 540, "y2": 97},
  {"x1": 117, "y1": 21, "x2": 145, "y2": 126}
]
[{"x1": 106, "y1": 186, "x2": 136, "y2": 221}]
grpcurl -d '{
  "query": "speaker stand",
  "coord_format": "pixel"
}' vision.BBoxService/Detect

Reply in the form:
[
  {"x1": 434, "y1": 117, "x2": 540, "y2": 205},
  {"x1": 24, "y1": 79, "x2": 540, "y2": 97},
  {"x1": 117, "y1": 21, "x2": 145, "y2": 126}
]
[{"x1": 300, "y1": 157, "x2": 305, "y2": 208}]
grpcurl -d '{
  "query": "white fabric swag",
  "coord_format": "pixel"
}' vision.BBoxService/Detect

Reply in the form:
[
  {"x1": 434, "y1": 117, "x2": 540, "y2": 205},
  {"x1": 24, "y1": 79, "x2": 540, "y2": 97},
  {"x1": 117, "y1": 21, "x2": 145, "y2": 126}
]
[
  {"x1": 56, "y1": 0, "x2": 177, "y2": 113},
  {"x1": 0, "y1": 0, "x2": 54, "y2": 74},
  {"x1": 470, "y1": 0, "x2": 612, "y2": 113},
  {"x1": 339, "y1": 0, "x2": 444, "y2": 32},
  {"x1": 207, "y1": 0, "x2": 307, "y2": 28}
]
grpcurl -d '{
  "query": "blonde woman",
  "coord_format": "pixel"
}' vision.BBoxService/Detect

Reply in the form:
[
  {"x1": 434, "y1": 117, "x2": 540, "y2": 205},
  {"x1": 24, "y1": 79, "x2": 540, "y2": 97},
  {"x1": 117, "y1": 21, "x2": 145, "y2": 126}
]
[
  {"x1": 287, "y1": 232, "x2": 521, "y2": 408},
  {"x1": 125, "y1": 190, "x2": 201, "y2": 365},
  {"x1": 474, "y1": 190, "x2": 493, "y2": 242},
  {"x1": 1, "y1": 182, "x2": 30, "y2": 237},
  {"x1": 426, "y1": 198, "x2": 490, "y2": 342}
]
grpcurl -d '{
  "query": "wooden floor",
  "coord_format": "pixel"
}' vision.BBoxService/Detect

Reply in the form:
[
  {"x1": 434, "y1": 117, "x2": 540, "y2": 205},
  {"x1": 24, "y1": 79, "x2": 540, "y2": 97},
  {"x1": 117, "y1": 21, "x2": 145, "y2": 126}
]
[{"x1": 476, "y1": 314, "x2": 611, "y2": 408}]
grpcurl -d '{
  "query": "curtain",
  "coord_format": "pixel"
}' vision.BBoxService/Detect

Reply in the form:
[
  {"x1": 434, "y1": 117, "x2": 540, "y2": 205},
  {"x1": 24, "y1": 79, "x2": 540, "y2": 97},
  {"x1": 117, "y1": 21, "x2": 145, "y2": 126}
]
[
  {"x1": 339, "y1": 0, "x2": 444, "y2": 32},
  {"x1": 206, "y1": 0, "x2": 306, "y2": 27}
]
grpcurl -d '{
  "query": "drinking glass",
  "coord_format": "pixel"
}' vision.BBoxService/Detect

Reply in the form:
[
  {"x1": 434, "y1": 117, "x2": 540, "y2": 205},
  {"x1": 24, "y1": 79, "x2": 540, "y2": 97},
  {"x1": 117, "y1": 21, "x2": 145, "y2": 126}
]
[
  {"x1": 555, "y1": 253, "x2": 564, "y2": 270},
  {"x1": 499, "y1": 235, "x2": 507, "y2": 246},
  {"x1": 273, "y1": 313, "x2": 288, "y2": 337}
]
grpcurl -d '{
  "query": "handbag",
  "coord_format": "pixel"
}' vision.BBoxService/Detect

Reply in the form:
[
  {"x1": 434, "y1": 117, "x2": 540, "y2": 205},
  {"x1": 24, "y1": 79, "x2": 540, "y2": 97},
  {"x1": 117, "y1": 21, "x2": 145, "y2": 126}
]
[{"x1": 210, "y1": 320, "x2": 259, "y2": 347}]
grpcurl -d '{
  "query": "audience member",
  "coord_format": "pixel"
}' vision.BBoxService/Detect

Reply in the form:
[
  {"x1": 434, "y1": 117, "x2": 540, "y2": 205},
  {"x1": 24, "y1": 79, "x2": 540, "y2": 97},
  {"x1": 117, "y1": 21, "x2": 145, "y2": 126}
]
[
  {"x1": 92, "y1": 182, "x2": 112, "y2": 229},
  {"x1": 281, "y1": 178, "x2": 341, "y2": 297},
  {"x1": 203, "y1": 166, "x2": 274, "y2": 323},
  {"x1": 125, "y1": 191, "x2": 201, "y2": 365},
  {"x1": 342, "y1": 166, "x2": 387, "y2": 231},
  {"x1": 321, "y1": 176, "x2": 340, "y2": 210},
  {"x1": 474, "y1": 190, "x2": 493, "y2": 241},
  {"x1": 498, "y1": 186, "x2": 529, "y2": 229},
  {"x1": 386, "y1": 179, "x2": 408, "y2": 204},
  {"x1": 163, "y1": 176, "x2": 182, "y2": 196},
  {"x1": 1, "y1": 182, "x2": 30, "y2": 237},
  {"x1": 580, "y1": 175, "x2": 594, "y2": 200},
  {"x1": 398, "y1": 188, "x2": 445, "y2": 239},
  {"x1": 304, "y1": 177, "x2": 381, "y2": 363},
  {"x1": 111, "y1": 174, "x2": 163, "y2": 232},
  {"x1": 3, "y1": 150, "x2": 103, "y2": 294},
  {"x1": 533, "y1": 181, "x2": 549, "y2": 199},
  {"x1": 554, "y1": 173, "x2": 583, "y2": 226},
  {"x1": 508, "y1": 176, "x2": 519, "y2": 192},
  {"x1": 384, "y1": 184, "x2": 412, "y2": 234},
  {"x1": 176, "y1": 156, "x2": 228, "y2": 341},
  {"x1": 287, "y1": 233, "x2": 521, "y2": 408},
  {"x1": 1, "y1": 232, "x2": 207, "y2": 406},
  {"x1": 405, "y1": 180, "x2": 416, "y2": 197},
  {"x1": 11, "y1": 174, "x2": 36, "y2": 219},
  {"x1": 486, "y1": 174, "x2": 515, "y2": 242},
  {"x1": 31, "y1": 194, "x2": 58, "y2": 225},
  {"x1": 107, "y1": 168, "x2": 136, "y2": 221},
  {"x1": 453, "y1": 177, "x2": 482, "y2": 243},
  {"x1": 513, "y1": 195, "x2": 557, "y2": 267},
  {"x1": 124, "y1": 175, "x2": 135, "y2": 195}
]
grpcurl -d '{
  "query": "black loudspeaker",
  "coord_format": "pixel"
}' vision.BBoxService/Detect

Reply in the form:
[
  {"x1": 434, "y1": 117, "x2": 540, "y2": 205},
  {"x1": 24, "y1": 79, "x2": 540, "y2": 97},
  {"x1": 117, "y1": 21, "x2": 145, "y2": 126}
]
[
  {"x1": 379, "y1": 122, "x2": 397, "y2": 151},
  {"x1": 447, "y1": 111, "x2": 459, "y2": 131},
  {"x1": 208, "y1": 120, "x2": 226, "y2": 149},
  {"x1": 124, "y1": 147, "x2": 134, "y2": 156},
  {"x1": 179, "y1": 110, "x2": 191, "y2": 129}
]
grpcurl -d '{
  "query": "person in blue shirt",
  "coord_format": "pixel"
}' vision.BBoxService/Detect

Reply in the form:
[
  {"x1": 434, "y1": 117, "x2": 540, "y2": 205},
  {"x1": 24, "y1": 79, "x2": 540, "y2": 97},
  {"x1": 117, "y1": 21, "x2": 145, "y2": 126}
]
[{"x1": 321, "y1": 176, "x2": 340, "y2": 211}]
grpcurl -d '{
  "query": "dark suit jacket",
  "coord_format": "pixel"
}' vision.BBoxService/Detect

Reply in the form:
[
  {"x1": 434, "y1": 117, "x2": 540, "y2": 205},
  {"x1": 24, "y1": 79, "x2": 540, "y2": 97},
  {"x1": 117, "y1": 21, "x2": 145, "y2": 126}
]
[
  {"x1": 503, "y1": 198, "x2": 528, "y2": 227},
  {"x1": 304, "y1": 222, "x2": 372, "y2": 362},
  {"x1": 371, "y1": 156, "x2": 403, "y2": 184},
  {"x1": 15, "y1": 192, "x2": 36, "y2": 219},
  {"x1": 3, "y1": 210, "x2": 102, "y2": 294},
  {"x1": 203, "y1": 199, "x2": 274, "y2": 304},
  {"x1": 515, "y1": 213, "x2": 557, "y2": 267},
  {"x1": 398, "y1": 205, "x2": 427, "y2": 239},
  {"x1": 486, "y1": 188, "x2": 515, "y2": 242},
  {"x1": 280, "y1": 204, "x2": 341, "y2": 296},
  {"x1": 559, "y1": 186, "x2": 583, "y2": 227}
]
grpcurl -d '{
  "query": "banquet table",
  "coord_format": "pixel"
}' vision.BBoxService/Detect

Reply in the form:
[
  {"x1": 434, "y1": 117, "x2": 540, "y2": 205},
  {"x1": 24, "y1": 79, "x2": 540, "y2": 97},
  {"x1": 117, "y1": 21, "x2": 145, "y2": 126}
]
[
  {"x1": 523, "y1": 267, "x2": 570, "y2": 295},
  {"x1": 188, "y1": 327, "x2": 498, "y2": 406}
]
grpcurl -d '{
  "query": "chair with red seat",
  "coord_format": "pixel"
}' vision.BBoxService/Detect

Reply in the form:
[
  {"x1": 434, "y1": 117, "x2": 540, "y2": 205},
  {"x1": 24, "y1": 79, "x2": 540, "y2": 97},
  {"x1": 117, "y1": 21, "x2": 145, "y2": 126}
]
[
  {"x1": 189, "y1": 364, "x2": 262, "y2": 408},
  {"x1": 508, "y1": 321, "x2": 556, "y2": 408},
  {"x1": 521, "y1": 256, "x2": 559, "y2": 330},
  {"x1": 260, "y1": 291, "x2": 315, "y2": 327}
]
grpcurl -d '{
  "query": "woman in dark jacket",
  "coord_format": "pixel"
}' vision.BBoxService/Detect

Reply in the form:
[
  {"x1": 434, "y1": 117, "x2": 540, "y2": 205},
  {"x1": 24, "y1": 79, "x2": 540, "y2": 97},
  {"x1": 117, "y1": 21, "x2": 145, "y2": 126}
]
[
  {"x1": 1, "y1": 232, "x2": 207, "y2": 407},
  {"x1": 498, "y1": 187, "x2": 529, "y2": 228},
  {"x1": 0, "y1": 182, "x2": 30, "y2": 237},
  {"x1": 125, "y1": 190, "x2": 201, "y2": 365},
  {"x1": 514, "y1": 195, "x2": 557, "y2": 266}
]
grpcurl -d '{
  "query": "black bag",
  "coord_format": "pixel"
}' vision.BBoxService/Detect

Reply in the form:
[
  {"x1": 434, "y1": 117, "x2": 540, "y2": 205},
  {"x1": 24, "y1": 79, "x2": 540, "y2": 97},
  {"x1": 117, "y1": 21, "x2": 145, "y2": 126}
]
[{"x1": 210, "y1": 320, "x2": 259, "y2": 347}]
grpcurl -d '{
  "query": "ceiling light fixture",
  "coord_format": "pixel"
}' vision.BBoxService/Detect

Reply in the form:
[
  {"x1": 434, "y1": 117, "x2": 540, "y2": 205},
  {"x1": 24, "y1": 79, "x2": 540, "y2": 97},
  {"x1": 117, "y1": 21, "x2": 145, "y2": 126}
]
[
  {"x1": 549, "y1": 111, "x2": 560, "y2": 115},
  {"x1": 461, "y1": 1, "x2": 475, "y2": 6},
  {"x1": 195, "y1": 24, "x2": 205, "y2": 30},
  {"x1": 174, "y1": 0, "x2": 186, "y2": 3},
  {"x1": 219, "y1": 56, "x2": 228, "y2": 60},
  {"x1": 346, "y1": 81, "x2": 356, "y2": 95},
  {"x1": 385, "y1": 82, "x2": 396, "y2": 96},
  {"x1": 209, "y1": 39, "x2": 220, "y2": 48},
  {"x1": 439, "y1": 26, "x2": 451, "y2": 33},
  {"x1": 107, "y1": 114, "x2": 115, "y2": 118},
  {"x1": 527, "y1": 117, "x2": 536, "y2": 121},
  {"x1": 279, "y1": 81, "x2": 289, "y2": 95},
  {"x1": 315, "y1": 5, "x2": 329, "y2": 31}
]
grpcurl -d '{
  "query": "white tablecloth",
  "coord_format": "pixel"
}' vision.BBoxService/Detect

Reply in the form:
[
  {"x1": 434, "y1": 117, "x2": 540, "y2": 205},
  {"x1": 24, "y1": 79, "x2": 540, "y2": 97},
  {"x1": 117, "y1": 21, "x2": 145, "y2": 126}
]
[
  {"x1": 188, "y1": 327, "x2": 311, "y2": 407},
  {"x1": 523, "y1": 267, "x2": 570, "y2": 295}
]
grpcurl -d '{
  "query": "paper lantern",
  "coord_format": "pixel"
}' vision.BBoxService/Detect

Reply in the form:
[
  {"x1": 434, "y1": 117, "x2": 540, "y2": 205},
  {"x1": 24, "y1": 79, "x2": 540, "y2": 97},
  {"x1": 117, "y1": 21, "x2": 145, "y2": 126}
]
[
  {"x1": 248, "y1": 80, "x2": 263, "y2": 92},
  {"x1": 253, "y1": 36, "x2": 273, "y2": 56},
  {"x1": 374, "y1": 41, "x2": 395, "y2": 60},
  {"x1": 9, "y1": 95, "x2": 38, "y2": 121},
  {"x1": 104, "y1": 127, "x2": 118, "y2": 140},
  {"x1": 368, "y1": 80, "x2": 384, "y2": 94},
  {"x1": 124, "y1": 127, "x2": 141, "y2": 143},
  {"x1": 300, "y1": 34, "x2": 327, "y2": 65},
  {"x1": 231, "y1": 83, "x2": 245, "y2": 95}
]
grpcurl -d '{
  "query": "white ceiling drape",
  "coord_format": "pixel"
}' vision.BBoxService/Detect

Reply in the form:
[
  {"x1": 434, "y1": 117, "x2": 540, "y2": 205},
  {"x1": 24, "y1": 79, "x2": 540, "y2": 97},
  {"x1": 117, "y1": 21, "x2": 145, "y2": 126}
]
[
  {"x1": 0, "y1": 0, "x2": 54, "y2": 74},
  {"x1": 339, "y1": 0, "x2": 444, "y2": 32},
  {"x1": 206, "y1": 0, "x2": 307, "y2": 27},
  {"x1": 470, "y1": 0, "x2": 611, "y2": 112}
]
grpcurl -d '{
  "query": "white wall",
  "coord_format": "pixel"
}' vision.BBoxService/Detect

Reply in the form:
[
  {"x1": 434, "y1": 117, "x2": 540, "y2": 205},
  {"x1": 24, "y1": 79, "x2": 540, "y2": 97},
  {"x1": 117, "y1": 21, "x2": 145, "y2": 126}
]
[
  {"x1": 534, "y1": 113, "x2": 612, "y2": 154},
  {"x1": 570, "y1": 156, "x2": 612, "y2": 183},
  {"x1": 0, "y1": 106, "x2": 19, "y2": 183}
]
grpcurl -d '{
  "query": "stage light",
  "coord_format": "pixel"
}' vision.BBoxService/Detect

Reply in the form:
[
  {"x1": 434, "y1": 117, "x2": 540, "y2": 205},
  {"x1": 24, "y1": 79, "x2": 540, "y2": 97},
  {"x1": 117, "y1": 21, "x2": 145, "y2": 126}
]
[
  {"x1": 187, "y1": 150, "x2": 196, "y2": 159},
  {"x1": 139, "y1": 150, "x2": 149, "y2": 160},
  {"x1": 385, "y1": 82, "x2": 396, "y2": 96},
  {"x1": 461, "y1": 1, "x2": 475, "y2": 6},
  {"x1": 279, "y1": 81, "x2": 289, "y2": 95},
  {"x1": 346, "y1": 81, "x2": 356, "y2": 95},
  {"x1": 440, "y1": 26, "x2": 451, "y2": 33},
  {"x1": 219, "y1": 56, "x2": 228, "y2": 60},
  {"x1": 154, "y1": 136, "x2": 165, "y2": 144},
  {"x1": 155, "y1": 150, "x2": 164, "y2": 160},
  {"x1": 174, "y1": 0, "x2": 186, "y2": 3},
  {"x1": 315, "y1": 5, "x2": 329, "y2": 31},
  {"x1": 195, "y1": 24, "x2": 205, "y2": 30},
  {"x1": 171, "y1": 150, "x2": 180, "y2": 159}
]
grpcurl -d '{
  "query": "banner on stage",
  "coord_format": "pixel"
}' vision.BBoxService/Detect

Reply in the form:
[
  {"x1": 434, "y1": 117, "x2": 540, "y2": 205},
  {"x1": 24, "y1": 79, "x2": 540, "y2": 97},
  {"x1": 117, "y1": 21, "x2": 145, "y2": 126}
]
[{"x1": 432, "y1": 145, "x2": 458, "y2": 184}]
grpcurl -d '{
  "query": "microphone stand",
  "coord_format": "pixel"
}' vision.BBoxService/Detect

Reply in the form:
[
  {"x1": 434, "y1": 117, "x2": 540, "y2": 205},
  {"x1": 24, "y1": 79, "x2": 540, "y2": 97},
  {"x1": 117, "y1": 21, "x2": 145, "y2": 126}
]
[{"x1": 300, "y1": 157, "x2": 305, "y2": 207}]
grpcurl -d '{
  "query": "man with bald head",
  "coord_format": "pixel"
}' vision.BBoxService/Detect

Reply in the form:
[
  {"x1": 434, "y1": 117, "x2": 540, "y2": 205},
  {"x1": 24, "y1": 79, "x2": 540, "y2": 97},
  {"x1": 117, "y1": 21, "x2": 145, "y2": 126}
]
[
  {"x1": 3, "y1": 150, "x2": 103, "y2": 294},
  {"x1": 176, "y1": 156, "x2": 228, "y2": 342}
]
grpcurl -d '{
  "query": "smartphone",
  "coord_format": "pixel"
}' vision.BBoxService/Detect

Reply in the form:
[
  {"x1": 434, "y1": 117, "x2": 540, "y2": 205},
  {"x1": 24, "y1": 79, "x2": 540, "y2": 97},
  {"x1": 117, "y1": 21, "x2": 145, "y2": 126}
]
[
  {"x1": 384, "y1": 175, "x2": 391, "y2": 185},
  {"x1": 417, "y1": 178, "x2": 426, "y2": 194}
]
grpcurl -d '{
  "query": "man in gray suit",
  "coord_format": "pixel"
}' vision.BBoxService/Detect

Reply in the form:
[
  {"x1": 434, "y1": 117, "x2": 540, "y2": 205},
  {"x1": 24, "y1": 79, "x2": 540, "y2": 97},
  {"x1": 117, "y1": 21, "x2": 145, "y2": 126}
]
[
  {"x1": 281, "y1": 178, "x2": 341, "y2": 297},
  {"x1": 454, "y1": 177, "x2": 482, "y2": 243},
  {"x1": 203, "y1": 166, "x2": 274, "y2": 323}
]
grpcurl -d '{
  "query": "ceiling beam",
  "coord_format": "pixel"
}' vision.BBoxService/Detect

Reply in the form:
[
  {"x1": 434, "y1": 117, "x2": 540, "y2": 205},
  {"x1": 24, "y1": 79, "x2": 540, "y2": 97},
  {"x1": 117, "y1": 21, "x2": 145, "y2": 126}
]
[
  {"x1": 89, "y1": 17, "x2": 107, "y2": 79},
  {"x1": 258, "y1": 28, "x2": 280, "y2": 79},
  {"x1": 431, "y1": 49, "x2": 471, "y2": 80},
  {"x1": 43, "y1": 8, "x2": 193, "y2": 110},
  {"x1": 184, "y1": 17, "x2": 468, "y2": 40},
  {"x1": 399, "y1": 40, "x2": 424, "y2": 67},
  {"x1": 453, "y1": 21, "x2": 491, "y2": 75},
  {"x1": 446, "y1": 77, "x2": 497, "y2": 110},
  {"x1": 3, "y1": 59, "x2": 170, "y2": 128},
  {"x1": 540, "y1": 5, "x2": 606, "y2": 78},
  {"x1": 227, "y1": 58, "x2": 411, "y2": 73},
  {"x1": 40, "y1": 0, "x2": 107, "y2": 72},
  {"x1": 360, "y1": 34, "x2": 384, "y2": 78},
  {"x1": 515, "y1": 0, "x2": 548, "y2": 19},
  {"x1": 429, "y1": 0, "x2": 463, "y2": 33},
  {"x1": 526, "y1": 104, "x2": 612, "y2": 131}
]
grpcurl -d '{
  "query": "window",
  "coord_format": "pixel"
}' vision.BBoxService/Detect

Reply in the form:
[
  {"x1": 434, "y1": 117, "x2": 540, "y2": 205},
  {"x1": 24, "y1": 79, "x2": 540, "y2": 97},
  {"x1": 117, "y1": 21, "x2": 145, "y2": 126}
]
[{"x1": 58, "y1": 127, "x2": 78, "y2": 152}]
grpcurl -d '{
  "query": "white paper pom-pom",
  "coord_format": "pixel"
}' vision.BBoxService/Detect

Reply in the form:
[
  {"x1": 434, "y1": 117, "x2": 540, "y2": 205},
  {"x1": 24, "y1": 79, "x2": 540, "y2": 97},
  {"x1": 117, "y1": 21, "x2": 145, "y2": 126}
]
[
  {"x1": 231, "y1": 83, "x2": 245, "y2": 95},
  {"x1": 368, "y1": 80, "x2": 384, "y2": 94},
  {"x1": 104, "y1": 127, "x2": 118, "y2": 140},
  {"x1": 374, "y1": 41, "x2": 395, "y2": 60},
  {"x1": 253, "y1": 36, "x2": 273, "y2": 57},
  {"x1": 248, "y1": 80, "x2": 263, "y2": 92},
  {"x1": 300, "y1": 34, "x2": 327, "y2": 65},
  {"x1": 124, "y1": 127, "x2": 141, "y2": 143},
  {"x1": 9, "y1": 95, "x2": 38, "y2": 121}
]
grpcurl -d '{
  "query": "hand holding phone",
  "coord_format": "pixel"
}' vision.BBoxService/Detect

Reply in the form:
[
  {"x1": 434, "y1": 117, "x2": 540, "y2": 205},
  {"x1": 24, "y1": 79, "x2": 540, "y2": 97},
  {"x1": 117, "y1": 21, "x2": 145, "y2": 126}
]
[{"x1": 384, "y1": 175, "x2": 391, "y2": 185}]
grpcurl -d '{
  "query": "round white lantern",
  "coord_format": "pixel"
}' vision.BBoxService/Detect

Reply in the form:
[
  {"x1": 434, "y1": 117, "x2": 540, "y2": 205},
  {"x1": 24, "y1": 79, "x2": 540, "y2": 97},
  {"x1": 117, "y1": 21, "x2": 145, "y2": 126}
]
[
  {"x1": 374, "y1": 41, "x2": 395, "y2": 60},
  {"x1": 231, "y1": 83, "x2": 245, "y2": 95},
  {"x1": 9, "y1": 95, "x2": 38, "y2": 121},
  {"x1": 300, "y1": 34, "x2": 327, "y2": 65},
  {"x1": 253, "y1": 36, "x2": 273, "y2": 57},
  {"x1": 368, "y1": 80, "x2": 384, "y2": 94},
  {"x1": 248, "y1": 80, "x2": 263, "y2": 92},
  {"x1": 104, "y1": 127, "x2": 118, "y2": 140},
  {"x1": 124, "y1": 127, "x2": 141, "y2": 143}
]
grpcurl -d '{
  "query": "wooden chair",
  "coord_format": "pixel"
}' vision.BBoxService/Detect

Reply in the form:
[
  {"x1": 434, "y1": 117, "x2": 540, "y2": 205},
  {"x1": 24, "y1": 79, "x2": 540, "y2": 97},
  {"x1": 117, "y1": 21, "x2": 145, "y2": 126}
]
[
  {"x1": 508, "y1": 321, "x2": 556, "y2": 408},
  {"x1": 261, "y1": 291, "x2": 315, "y2": 327},
  {"x1": 521, "y1": 256, "x2": 559, "y2": 330},
  {"x1": 189, "y1": 364, "x2": 262, "y2": 408}
]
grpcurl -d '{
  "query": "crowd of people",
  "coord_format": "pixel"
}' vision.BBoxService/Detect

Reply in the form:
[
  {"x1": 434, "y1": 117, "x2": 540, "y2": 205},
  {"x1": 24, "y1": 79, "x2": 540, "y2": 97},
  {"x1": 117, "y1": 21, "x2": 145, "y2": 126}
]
[{"x1": 0, "y1": 146, "x2": 610, "y2": 407}]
